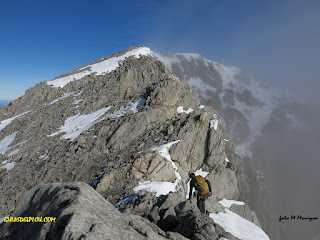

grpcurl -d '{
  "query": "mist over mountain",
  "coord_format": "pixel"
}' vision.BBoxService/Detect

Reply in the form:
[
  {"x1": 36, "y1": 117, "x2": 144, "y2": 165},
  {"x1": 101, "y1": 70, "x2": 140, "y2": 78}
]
[{"x1": 155, "y1": 52, "x2": 320, "y2": 239}]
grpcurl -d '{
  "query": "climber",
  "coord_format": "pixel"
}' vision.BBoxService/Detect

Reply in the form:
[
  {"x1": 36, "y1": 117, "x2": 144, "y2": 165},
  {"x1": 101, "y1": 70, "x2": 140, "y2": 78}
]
[{"x1": 188, "y1": 171, "x2": 212, "y2": 214}]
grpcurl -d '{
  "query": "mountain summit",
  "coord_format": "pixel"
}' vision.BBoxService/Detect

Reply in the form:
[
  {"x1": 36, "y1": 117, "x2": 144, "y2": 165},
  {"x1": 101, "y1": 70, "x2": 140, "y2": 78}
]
[{"x1": 0, "y1": 46, "x2": 269, "y2": 239}]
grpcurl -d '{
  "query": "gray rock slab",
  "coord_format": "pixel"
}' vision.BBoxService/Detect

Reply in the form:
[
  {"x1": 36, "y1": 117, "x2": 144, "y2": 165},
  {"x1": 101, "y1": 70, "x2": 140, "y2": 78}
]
[{"x1": 0, "y1": 182, "x2": 187, "y2": 240}]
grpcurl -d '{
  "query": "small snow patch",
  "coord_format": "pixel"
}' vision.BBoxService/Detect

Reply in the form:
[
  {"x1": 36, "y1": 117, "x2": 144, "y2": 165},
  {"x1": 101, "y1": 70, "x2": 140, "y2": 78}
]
[
  {"x1": 194, "y1": 168, "x2": 209, "y2": 177},
  {"x1": 129, "y1": 97, "x2": 146, "y2": 113},
  {"x1": 0, "y1": 111, "x2": 31, "y2": 132},
  {"x1": 219, "y1": 199, "x2": 245, "y2": 209},
  {"x1": 12, "y1": 140, "x2": 28, "y2": 148},
  {"x1": 0, "y1": 132, "x2": 18, "y2": 154},
  {"x1": 39, "y1": 154, "x2": 49, "y2": 160},
  {"x1": 7, "y1": 149, "x2": 20, "y2": 157},
  {"x1": 177, "y1": 106, "x2": 193, "y2": 114},
  {"x1": 133, "y1": 181, "x2": 177, "y2": 197},
  {"x1": 210, "y1": 119, "x2": 218, "y2": 130},
  {"x1": 73, "y1": 99, "x2": 83, "y2": 105},
  {"x1": 105, "y1": 97, "x2": 146, "y2": 119},
  {"x1": 210, "y1": 208, "x2": 270, "y2": 240},
  {"x1": 2, "y1": 162, "x2": 15, "y2": 173},
  {"x1": 199, "y1": 105, "x2": 205, "y2": 109},
  {"x1": 48, "y1": 91, "x2": 82, "y2": 105},
  {"x1": 152, "y1": 141, "x2": 180, "y2": 162},
  {"x1": 48, "y1": 107, "x2": 112, "y2": 141}
]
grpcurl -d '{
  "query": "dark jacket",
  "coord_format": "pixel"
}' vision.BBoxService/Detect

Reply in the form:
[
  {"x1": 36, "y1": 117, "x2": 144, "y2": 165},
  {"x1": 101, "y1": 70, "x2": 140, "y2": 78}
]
[{"x1": 188, "y1": 177, "x2": 212, "y2": 200}]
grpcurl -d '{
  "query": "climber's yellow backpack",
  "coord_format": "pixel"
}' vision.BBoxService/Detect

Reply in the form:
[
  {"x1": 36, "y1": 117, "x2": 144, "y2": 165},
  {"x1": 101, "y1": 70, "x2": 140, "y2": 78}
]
[{"x1": 194, "y1": 175, "x2": 209, "y2": 196}]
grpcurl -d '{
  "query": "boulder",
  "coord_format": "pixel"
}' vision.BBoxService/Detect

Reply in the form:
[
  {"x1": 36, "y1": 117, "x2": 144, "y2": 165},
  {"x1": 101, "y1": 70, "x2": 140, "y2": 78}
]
[{"x1": 0, "y1": 182, "x2": 187, "y2": 240}]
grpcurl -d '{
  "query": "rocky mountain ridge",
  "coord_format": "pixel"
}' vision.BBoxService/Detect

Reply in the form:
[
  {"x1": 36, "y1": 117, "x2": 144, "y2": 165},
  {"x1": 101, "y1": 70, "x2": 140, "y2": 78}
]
[
  {"x1": 0, "y1": 46, "x2": 269, "y2": 239},
  {"x1": 154, "y1": 52, "x2": 312, "y2": 239}
]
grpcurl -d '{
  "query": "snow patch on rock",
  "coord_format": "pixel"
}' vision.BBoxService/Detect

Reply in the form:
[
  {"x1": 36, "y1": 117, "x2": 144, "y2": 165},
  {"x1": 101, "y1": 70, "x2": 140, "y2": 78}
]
[
  {"x1": 210, "y1": 208, "x2": 270, "y2": 240},
  {"x1": 219, "y1": 199, "x2": 245, "y2": 209},
  {"x1": 133, "y1": 140, "x2": 181, "y2": 197},
  {"x1": 210, "y1": 119, "x2": 218, "y2": 130},
  {"x1": 0, "y1": 111, "x2": 31, "y2": 132},
  {"x1": 1, "y1": 162, "x2": 15, "y2": 173},
  {"x1": 47, "y1": 47, "x2": 153, "y2": 88},
  {"x1": 0, "y1": 132, "x2": 18, "y2": 154},
  {"x1": 48, "y1": 91, "x2": 83, "y2": 105},
  {"x1": 177, "y1": 106, "x2": 193, "y2": 114},
  {"x1": 48, "y1": 107, "x2": 112, "y2": 141}
]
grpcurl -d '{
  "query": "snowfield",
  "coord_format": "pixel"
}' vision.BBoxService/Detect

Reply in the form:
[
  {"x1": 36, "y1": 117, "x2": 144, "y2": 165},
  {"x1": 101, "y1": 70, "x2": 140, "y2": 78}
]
[
  {"x1": 47, "y1": 47, "x2": 153, "y2": 88},
  {"x1": 48, "y1": 107, "x2": 112, "y2": 141}
]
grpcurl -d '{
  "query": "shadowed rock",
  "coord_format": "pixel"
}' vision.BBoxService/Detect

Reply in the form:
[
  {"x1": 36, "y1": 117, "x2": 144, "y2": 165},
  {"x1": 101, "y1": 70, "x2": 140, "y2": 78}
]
[{"x1": 0, "y1": 182, "x2": 187, "y2": 240}]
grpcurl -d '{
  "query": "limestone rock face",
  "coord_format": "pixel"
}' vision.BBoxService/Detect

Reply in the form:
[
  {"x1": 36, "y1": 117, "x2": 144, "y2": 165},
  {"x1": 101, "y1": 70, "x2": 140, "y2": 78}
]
[
  {"x1": 0, "y1": 46, "x2": 267, "y2": 239},
  {"x1": 0, "y1": 182, "x2": 187, "y2": 240}
]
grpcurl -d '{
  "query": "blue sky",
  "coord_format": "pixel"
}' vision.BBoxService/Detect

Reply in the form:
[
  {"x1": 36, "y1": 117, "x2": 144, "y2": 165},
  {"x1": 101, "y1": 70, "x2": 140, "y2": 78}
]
[{"x1": 1, "y1": 0, "x2": 319, "y2": 104}]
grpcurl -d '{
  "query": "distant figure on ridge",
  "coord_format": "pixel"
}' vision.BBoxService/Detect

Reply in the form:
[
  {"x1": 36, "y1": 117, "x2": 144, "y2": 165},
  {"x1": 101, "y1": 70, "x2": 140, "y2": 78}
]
[{"x1": 188, "y1": 170, "x2": 212, "y2": 214}]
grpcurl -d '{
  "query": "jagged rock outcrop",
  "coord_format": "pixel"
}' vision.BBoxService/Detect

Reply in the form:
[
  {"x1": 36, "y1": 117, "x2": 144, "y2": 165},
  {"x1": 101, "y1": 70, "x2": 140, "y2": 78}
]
[
  {"x1": 118, "y1": 190, "x2": 263, "y2": 240},
  {"x1": 0, "y1": 182, "x2": 187, "y2": 240},
  {"x1": 0, "y1": 46, "x2": 268, "y2": 239},
  {"x1": 118, "y1": 191, "x2": 243, "y2": 240}
]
